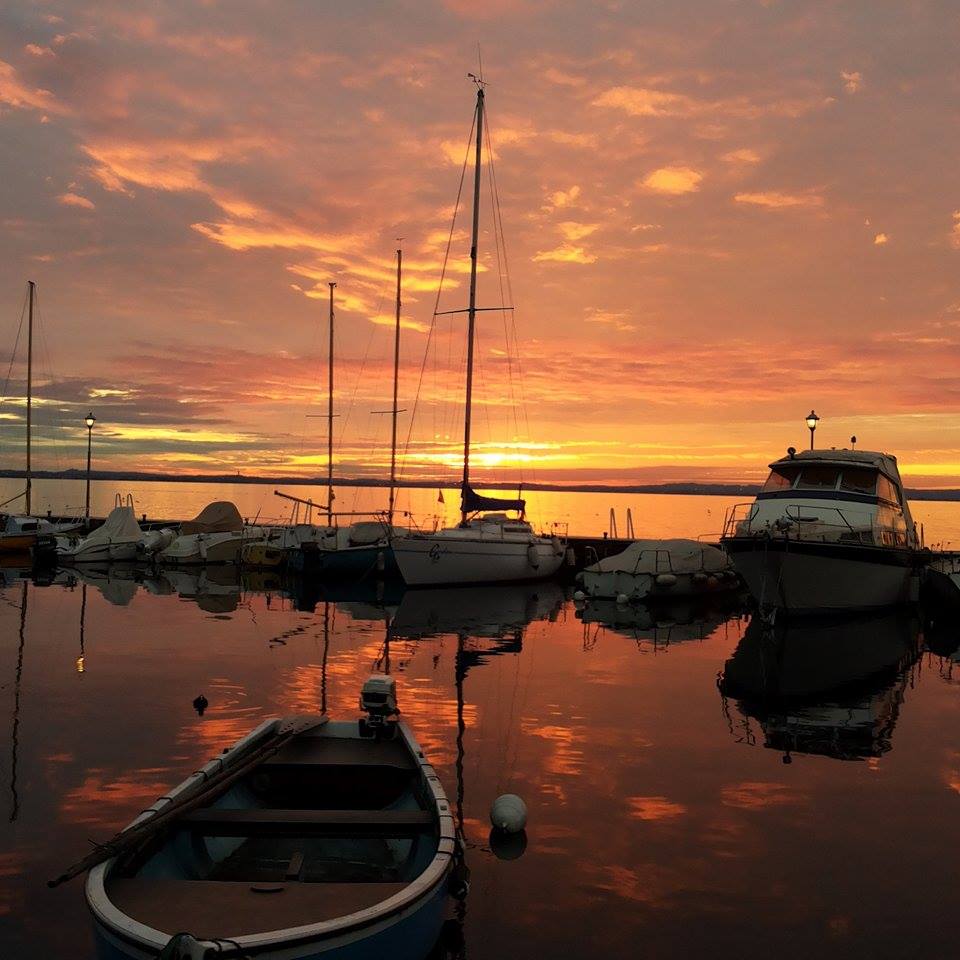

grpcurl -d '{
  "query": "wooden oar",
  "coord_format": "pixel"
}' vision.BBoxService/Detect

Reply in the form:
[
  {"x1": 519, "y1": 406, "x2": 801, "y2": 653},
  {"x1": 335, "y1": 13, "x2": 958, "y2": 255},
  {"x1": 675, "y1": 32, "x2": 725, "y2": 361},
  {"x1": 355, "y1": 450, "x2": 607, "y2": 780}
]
[{"x1": 48, "y1": 714, "x2": 327, "y2": 888}]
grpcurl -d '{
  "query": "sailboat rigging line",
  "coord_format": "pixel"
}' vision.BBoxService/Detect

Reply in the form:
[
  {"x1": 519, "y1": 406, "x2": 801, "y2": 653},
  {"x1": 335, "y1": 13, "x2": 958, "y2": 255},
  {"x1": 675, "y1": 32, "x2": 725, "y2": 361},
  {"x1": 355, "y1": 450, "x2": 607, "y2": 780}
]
[
  {"x1": 399, "y1": 106, "x2": 476, "y2": 476},
  {"x1": 34, "y1": 288, "x2": 71, "y2": 487},
  {"x1": 295, "y1": 287, "x2": 326, "y2": 458},
  {"x1": 486, "y1": 114, "x2": 533, "y2": 456},
  {"x1": 483, "y1": 111, "x2": 520, "y2": 446},
  {"x1": 0, "y1": 288, "x2": 28, "y2": 410},
  {"x1": 337, "y1": 286, "x2": 383, "y2": 515}
]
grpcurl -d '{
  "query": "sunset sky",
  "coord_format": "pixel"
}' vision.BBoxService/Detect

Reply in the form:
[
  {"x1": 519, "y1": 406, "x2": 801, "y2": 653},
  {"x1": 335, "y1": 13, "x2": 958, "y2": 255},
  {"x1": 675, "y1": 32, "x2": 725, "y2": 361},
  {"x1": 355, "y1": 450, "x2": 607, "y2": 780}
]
[{"x1": 2, "y1": 1, "x2": 960, "y2": 487}]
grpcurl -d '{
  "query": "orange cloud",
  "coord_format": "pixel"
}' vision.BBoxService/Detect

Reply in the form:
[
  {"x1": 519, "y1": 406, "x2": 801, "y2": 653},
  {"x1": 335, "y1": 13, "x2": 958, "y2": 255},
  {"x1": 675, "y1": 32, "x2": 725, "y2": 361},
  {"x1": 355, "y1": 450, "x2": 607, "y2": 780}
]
[
  {"x1": 558, "y1": 221, "x2": 599, "y2": 241},
  {"x1": 841, "y1": 70, "x2": 863, "y2": 94},
  {"x1": 58, "y1": 192, "x2": 95, "y2": 210},
  {"x1": 722, "y1": 148, "x2": 762, "y2": 165},
  {"x1": 370, "y1": 313, "x2": 429, "y2": 333},
  {"x1": 592, "y1": 86, "x2": 697, "y2": 117},
  {"x1": 84, "y1": 135, "x2": 272, "y2": 194},
  {"x1": 734, "y1": 190, "x2": 824, "y2": 210},
  {"x1": 0, "y1": 59, "x2": 64, "y2": 113},
  {"x1": 642, "y1": 166, "x2": 703, "y2": 195},
  {"x1": 950, "y1": 211, "x2": 960, "y2": 249},
  {"x1": 532, "y1": 243, "x2": 597, "y2": 264},
  {"x1": 874, "y1": 232, "x2": 889, "y2": 245},
  {"x1": 543, "y1": 185, "x2": 581, "y2": 211}
]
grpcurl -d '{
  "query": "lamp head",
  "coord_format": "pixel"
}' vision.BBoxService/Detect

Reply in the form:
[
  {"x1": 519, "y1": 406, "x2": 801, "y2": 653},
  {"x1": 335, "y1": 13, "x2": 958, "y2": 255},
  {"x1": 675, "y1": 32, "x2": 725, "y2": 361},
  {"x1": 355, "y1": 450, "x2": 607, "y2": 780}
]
[
  {"x1": 805, "y1": 410, "x2": 820, "y2": 431},
  {"x1": 85, "y1": 412, "x2": 96, "y2": 429}
]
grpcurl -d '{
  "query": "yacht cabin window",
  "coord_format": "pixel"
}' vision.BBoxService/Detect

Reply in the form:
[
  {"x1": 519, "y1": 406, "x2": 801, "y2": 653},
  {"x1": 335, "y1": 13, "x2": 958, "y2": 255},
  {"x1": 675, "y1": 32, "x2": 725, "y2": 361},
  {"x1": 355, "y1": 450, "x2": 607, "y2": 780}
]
[
  {"x1": 796, "y1": 465, "x2": 840, "y2": 489},
  {"x1": 761, "y1": 465, "x2": 800, "y2": 491},
  {"x1": 839, "y1": 467, "x2": 878, "y2": 495},
  {"x1": 877, "y1": 475, "x2": 902, "y2": 504}
]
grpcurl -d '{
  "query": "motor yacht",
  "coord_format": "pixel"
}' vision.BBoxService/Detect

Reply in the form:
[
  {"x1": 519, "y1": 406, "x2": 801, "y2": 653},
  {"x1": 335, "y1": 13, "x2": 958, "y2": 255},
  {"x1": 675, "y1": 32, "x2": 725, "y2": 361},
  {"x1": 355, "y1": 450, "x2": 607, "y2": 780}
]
[{"x1": 721, "y1": 448, "x2": 923, "y2": 613}]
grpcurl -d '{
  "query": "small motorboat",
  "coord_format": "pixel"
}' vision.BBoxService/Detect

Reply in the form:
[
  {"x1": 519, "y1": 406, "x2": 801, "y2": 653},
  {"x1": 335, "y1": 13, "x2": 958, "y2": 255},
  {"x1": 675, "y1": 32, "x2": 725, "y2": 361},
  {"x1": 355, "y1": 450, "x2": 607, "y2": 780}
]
[
  {"x1": 576, "y1": 538, "x2": 738, "y2": 602},
  {"x1": 0, "y1": 512, "x2": 82, "y2": 555},
  {"x1": 56, "y1": 502, "x2": 144, "y2": 564},
  {"x1": 161, "y1": 501, "x2": 265, "y2": 565},
  {"x1": 67, "y1": 678, "x2": 458, "y2": 959}
]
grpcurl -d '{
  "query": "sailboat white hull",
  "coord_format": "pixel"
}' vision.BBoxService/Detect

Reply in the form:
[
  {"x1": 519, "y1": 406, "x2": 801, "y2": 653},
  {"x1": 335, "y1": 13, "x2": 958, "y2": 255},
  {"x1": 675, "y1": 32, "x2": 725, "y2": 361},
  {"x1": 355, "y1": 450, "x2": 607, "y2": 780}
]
[{"x1": 392, "y1": 532, "x2": 563, "y2": 586}]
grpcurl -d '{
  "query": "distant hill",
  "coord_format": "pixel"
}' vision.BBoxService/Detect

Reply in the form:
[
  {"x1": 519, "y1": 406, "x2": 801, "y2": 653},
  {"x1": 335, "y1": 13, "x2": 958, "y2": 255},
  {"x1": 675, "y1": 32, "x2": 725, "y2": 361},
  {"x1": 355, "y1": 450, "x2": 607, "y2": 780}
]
[{"x1": 3, "y1": 468, "x2": 960, "y2": 500}]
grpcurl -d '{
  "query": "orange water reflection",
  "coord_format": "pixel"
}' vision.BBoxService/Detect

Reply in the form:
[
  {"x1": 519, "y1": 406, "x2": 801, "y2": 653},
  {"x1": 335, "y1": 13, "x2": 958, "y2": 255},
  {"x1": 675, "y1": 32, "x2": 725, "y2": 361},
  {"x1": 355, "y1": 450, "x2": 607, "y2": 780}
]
[{"x1": 2, "y1": 570, "x2": 960, "y2": 959}]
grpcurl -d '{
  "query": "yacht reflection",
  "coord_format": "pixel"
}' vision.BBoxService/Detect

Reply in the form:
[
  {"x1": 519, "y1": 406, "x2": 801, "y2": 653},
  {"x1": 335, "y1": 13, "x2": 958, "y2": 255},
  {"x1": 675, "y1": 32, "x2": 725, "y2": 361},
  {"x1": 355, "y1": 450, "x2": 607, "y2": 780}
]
[
  {"x1": 719, "y1": 611, "x2": 921, "y2": 761},
  {"x1": 577, "y1": 596, "x2": 744, "y2": 652}
]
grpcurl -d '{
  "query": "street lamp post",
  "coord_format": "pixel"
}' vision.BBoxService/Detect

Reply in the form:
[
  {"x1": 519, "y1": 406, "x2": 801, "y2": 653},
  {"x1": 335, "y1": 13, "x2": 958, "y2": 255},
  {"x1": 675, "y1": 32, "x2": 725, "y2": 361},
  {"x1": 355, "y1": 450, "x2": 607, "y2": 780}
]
[
  {"x1": 84, "y1": 412, "x2": 96, "y2": 524},
  {"x1": 805, "y1": 410, "x2": 820, "y2": 451}
]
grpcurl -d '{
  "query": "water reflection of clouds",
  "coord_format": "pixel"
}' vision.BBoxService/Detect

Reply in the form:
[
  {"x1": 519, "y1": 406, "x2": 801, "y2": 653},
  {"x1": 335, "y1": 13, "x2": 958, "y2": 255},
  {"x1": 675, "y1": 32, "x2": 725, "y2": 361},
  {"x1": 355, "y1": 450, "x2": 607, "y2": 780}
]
[
  {"x1": 627, "y1": 796, "x2": 687, "y2": 821},
  {"x1": 719, "y1": 781, "x2": 805, "y2": 811},
  {"x1": 521, "y1": 720, "x2": 584, "y2": 778},
  {"x1": 60, "y1": 768, "x2": 175, "y2": 829},
  {"x1": 0, "y1": 852, "x2": 24, "y2": 917}
]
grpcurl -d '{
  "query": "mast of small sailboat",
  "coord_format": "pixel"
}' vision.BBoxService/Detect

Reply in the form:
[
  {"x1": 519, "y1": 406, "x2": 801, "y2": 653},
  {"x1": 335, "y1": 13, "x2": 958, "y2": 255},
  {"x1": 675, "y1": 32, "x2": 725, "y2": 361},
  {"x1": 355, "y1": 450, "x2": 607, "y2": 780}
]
[
  {"x1": 460, "y1": 84, "x2": 484, "y2": 527},
  {"x1": 327, "y1": 281, "x2": 336, "y2": 526},
  {"x1": 25, "y1": 281, "x2": 34, "y2": 516},
  {"x1": 388, "y1": 247, "x2": 402, "y2": 529}
]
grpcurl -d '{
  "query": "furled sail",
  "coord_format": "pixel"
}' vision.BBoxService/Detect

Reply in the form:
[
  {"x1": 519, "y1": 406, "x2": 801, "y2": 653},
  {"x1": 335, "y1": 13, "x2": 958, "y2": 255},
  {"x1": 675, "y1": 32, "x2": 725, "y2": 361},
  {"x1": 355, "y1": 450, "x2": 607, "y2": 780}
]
[{"x1": 461, "y1": 485, "x2": 525, "y2": 516}]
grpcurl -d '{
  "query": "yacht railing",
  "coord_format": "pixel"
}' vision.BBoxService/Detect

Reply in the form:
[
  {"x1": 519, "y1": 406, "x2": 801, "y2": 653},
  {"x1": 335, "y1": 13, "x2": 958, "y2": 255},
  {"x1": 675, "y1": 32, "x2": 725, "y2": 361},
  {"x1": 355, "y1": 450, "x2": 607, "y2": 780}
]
[{"x1": 722, "y1": 502, "x2": 908, "y2": 547}]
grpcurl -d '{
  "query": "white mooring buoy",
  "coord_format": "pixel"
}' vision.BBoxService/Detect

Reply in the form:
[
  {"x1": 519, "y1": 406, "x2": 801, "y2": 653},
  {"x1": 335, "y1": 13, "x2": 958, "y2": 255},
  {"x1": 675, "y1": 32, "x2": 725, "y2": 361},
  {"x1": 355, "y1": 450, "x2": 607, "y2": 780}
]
[{"x1": 490, "y1": 794, "x2": 527, "y2": 834}]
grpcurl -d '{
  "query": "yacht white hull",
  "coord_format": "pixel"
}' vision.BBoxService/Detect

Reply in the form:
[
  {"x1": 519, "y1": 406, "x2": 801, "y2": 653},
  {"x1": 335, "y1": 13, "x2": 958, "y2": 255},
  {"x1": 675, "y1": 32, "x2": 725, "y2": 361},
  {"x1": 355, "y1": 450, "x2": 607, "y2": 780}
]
[
  {"x1": 724, "y1": 537, "x2": 918, "y2": 613},
  {"x1": 392, "y1": 533, "x2": 563, "y2": 586}
]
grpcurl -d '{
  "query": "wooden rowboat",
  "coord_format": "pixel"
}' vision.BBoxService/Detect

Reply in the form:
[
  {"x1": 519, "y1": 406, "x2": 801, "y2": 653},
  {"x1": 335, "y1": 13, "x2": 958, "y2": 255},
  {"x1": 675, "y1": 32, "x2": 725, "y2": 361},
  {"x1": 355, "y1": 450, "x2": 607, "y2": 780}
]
[{"x1": 81, "y1": 687, "x2": 457, "y2": 959}]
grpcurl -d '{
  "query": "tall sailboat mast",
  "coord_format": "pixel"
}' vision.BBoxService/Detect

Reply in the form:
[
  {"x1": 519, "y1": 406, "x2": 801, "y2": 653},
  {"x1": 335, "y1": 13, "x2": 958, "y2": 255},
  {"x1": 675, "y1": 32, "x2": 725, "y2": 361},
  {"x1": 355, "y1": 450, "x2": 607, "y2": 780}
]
[
  {"x1": 327, "y1": 281, "x2": 336, "y2": 526},
  {"x1": 25, "y1": 281, "x2": 34, "y2": 516},
  {"x1": 460, "y1": 84, "x2": 484, "y2": 527},
  {"x1": 388, "y1": 247, "x2": 402, "y2": 528}
]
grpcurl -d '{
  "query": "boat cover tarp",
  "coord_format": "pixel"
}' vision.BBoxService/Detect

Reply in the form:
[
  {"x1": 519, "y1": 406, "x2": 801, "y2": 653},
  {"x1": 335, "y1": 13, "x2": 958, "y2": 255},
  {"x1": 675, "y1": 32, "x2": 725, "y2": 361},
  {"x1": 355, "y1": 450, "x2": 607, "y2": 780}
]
[
  {"x1": 79, "y1": 506, "x2": 143, "y2": 547},
  {"x1": 181, "y1": 501, "x2": 243, "y2": 534},
  {"x1": 347, "y1": 521, "x2": 387, "y2": 546},
  {"x1": 461, "y1": 485, "x2": 525, "y2": 515},
  {"x1": 587, "y1": 539, "x2": 731, "y2": 575}
]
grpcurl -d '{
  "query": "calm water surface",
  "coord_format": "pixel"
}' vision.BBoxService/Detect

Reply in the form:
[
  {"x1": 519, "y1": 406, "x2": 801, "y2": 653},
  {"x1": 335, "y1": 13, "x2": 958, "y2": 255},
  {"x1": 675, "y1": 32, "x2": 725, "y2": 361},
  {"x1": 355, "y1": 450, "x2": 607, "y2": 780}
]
[{"x1": 1, "y1": 488, "x2": 960, "y2": 958}]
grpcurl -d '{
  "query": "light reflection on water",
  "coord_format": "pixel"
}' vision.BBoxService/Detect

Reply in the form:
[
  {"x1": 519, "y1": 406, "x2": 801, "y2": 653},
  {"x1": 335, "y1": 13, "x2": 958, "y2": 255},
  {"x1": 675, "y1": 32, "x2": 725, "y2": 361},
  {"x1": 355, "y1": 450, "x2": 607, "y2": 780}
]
[{"x1": 0, "y1": 561, "x2": 959, "y2": 958}]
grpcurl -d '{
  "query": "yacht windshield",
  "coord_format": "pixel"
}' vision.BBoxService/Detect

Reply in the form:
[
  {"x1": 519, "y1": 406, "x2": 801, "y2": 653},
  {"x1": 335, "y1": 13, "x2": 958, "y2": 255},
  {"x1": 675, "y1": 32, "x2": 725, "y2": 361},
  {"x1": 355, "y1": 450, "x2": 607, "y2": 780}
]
[
  {"x1": 796, "y1": 465, "x2": 840, "y2": 489},
  {"x1": 761, "y1": 465, "x2": 800, "y2": 491},
  {"x1": 840, "y1": 467, "x2": 878, "y2": 495}
]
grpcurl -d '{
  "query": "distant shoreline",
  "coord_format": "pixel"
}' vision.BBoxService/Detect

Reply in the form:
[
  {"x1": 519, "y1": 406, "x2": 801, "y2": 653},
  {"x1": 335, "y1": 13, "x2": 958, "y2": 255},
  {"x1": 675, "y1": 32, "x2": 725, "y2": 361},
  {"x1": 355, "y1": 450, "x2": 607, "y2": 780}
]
[{"x1": 4, "y1": 469, "x2": 960, "y2": 501}]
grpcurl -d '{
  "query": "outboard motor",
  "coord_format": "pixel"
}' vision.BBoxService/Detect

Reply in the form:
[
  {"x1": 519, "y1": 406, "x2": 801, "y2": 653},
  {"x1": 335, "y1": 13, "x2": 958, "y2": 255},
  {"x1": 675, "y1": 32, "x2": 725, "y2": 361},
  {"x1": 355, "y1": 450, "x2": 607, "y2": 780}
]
[{"x1": 359, "y1": 675, "x2": 399, "y2": 737}]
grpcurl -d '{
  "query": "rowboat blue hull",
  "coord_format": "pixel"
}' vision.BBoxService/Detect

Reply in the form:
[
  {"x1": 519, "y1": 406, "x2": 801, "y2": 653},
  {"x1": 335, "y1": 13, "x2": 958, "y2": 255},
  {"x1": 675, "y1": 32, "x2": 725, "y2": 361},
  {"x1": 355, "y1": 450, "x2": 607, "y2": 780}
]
[{"x1": 91, "y1": 879, "x2": 450, "y2": 960}]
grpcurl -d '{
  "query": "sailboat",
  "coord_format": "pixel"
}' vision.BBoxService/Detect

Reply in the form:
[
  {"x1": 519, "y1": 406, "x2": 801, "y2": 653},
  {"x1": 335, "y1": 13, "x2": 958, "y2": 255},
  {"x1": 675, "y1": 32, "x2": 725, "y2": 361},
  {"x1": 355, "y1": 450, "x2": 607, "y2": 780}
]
[
  {"x1": 390, "y1": 81, "x2": 565, "y2": 587},
  {"x1": 1, "y1": 281, "x2": 82, "y2": 555},
  {"x1": 294, "y1": 257, "x2": 408, "y2": 577}
]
